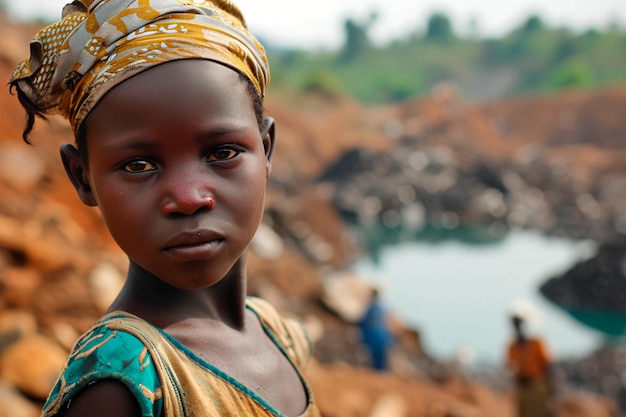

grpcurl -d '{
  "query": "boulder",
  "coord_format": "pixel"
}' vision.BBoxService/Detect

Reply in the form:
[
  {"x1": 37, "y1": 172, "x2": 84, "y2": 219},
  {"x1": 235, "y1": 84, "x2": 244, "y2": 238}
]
[
  {"x1": 0, "y1": 310, "x2": 37, "y2": 353},
  {"x1": 0, "y1": 144, "x2": 45, "y2": 193},
  {"x1": 0, "y1": 383, "x2": 40, "y2": 417},
  {"x1": 0, "y1": 334, "x2": 67, "y2": 399},
  {"x1": 0, "y1": 268, "x2": 41, "y2": 309},
  {"x1": 88, "y1": 261, "x2": 125, "y2": 313}
]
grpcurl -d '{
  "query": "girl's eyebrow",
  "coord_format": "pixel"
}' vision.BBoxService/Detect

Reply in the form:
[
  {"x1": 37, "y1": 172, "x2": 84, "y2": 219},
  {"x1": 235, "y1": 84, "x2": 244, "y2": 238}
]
[
  {"x1": 195, "y1": 125, "x2": 256, "y2": 138},
  {"x1": 99, "y1": 124, "x2": 256, "y2": 151},
  {"x1": 102, "y1": 139, "x2": 156, "y2": 152}
]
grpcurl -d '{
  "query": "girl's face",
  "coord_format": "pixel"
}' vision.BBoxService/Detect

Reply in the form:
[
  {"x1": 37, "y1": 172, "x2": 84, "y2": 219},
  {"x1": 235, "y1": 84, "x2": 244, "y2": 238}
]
[{"x1": 71, "y1": 60, "x2": 273, "y2": 290}]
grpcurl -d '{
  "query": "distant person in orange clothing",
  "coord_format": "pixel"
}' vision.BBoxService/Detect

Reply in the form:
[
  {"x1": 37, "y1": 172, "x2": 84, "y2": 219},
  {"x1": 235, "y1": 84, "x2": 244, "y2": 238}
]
[{"x1": 506, "y1": 313, "x2": 556, "y2": 417}]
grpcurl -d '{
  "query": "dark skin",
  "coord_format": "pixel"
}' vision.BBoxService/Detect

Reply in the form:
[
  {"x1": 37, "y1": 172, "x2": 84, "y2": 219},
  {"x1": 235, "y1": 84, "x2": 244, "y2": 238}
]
[
  {"x1": 512, "y1": 316, "x2": 526, "y2": 342},
  {"x1": 58, "y1": 60, "x2": 307, "y2": 417}
]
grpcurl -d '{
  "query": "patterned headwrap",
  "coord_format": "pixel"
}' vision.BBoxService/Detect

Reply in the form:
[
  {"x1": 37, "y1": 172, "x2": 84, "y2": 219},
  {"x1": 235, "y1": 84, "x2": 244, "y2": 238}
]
[{"x1": 9, "y1": 0, "x2": 270, "y2": 137}]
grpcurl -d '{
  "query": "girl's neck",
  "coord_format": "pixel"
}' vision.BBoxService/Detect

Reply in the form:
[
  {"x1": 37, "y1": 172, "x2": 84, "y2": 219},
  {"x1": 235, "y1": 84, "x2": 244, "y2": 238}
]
[{"x1": 107, "y1": 259, "x2": 248, "y2": 329}]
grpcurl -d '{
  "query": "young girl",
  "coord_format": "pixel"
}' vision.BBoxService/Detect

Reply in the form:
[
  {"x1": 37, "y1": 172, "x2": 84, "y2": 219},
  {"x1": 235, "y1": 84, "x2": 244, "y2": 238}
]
[{"x1": 9, "y1": 1, "x2": 320, "y2": 416}]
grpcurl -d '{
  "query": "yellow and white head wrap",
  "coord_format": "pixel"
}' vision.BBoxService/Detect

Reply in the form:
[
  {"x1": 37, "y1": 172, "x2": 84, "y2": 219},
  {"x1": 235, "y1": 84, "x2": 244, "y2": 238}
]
[{"x1": 9, "y1": 0, "x2": 270, "y2": 136}]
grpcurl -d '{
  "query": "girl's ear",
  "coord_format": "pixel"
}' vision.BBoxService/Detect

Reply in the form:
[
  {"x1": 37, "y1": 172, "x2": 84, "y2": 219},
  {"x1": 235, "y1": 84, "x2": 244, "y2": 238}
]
[
  {"x1": 261, "y1": 117, "x2": 275, "y2": 178},
  {"x1": 60, "y1": 144, "x2": 97, "y2": 206}
]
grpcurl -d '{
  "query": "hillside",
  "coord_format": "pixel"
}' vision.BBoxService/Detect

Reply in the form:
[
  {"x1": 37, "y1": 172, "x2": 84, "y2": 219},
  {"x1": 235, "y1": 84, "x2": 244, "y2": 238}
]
[{"x1": 268, "y1": 13, "x2": 626, "y2": 103}]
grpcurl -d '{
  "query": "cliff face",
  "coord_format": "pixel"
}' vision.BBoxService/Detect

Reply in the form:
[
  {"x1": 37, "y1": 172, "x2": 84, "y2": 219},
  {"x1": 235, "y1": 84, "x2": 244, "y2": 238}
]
[{"x1": 0, "y1": 15, "x2": 622, "y2": 417}]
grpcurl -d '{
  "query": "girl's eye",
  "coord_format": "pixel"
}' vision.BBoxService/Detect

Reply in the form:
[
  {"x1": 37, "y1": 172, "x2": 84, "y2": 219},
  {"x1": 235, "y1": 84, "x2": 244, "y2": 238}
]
[
  {"x1": 208, "y1": 146, "x2": 242, "y2": 161},
  {"x1": 123, "y1": 160, "x2": 156, "y2": 173}
]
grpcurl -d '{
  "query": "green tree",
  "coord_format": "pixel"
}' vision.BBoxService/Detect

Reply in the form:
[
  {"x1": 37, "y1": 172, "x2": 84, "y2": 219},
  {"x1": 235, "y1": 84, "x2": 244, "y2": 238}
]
[
  {"x1": 300, "y1": 69, "x2": 345, "y2": 97},
  {"x1": 340, "y1": 13, "x2": 377, "y2": 63},
  {"x1": 546, "y1": 57, "x2": 594, "y2": 90},
  {"x1": 521, "y1": 15, "x2": 544, "y2": 36},
  {"x1": 424, "y1": 12, "x2": 455, "y2": 44}
]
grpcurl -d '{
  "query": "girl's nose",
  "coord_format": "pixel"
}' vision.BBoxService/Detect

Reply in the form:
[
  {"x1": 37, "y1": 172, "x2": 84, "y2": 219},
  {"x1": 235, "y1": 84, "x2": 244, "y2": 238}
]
[{"x1": 160, "y1": 171, "x2": 215, "y2": 216}]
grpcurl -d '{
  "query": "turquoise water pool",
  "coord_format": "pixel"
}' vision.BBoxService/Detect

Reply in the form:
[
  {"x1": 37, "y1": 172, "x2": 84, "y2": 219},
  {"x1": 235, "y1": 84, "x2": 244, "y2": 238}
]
[{"x1": 351, "y1": 227, "x2": 605, "y2": 365}]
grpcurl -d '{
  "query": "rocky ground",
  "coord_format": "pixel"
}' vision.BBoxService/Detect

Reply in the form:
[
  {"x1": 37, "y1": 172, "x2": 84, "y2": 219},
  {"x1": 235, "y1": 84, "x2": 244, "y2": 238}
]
[{"x1": 0, "y1": 14, "x2": 624, "y2": 417}]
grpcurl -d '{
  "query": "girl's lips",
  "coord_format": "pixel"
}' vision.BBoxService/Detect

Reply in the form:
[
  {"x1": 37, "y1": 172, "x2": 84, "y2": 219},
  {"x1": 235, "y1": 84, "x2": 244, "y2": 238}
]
[
  {"x1": 163, "y1": 229, "x2": 225, "y2": 260},
  {"x1": 164, "y1": 238, "x2": 225, "y2": 261},
  {"x1": 164, "y1": 228, "x2": 223, "y2": 248}
]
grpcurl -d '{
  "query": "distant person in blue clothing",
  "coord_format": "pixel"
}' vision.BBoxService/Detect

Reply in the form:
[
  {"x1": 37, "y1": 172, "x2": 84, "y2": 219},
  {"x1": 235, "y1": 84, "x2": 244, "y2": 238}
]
[{"x1": 358, "y1": 287, "x2": 394, "y2": 371}]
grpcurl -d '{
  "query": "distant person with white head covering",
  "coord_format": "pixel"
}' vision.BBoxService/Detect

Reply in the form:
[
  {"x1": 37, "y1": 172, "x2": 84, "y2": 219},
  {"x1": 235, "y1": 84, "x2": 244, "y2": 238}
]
[{"x1": 505, "y1": 300, "x2": 556, "y2": 417}]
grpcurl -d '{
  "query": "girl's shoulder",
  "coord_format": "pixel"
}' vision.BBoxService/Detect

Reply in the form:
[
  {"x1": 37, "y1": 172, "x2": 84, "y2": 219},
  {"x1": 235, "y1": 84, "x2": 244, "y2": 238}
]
[
  {"x1": 245, "y1": 296, "x2": 312, "y2": 369},
  {"x1": 42, "y1": 313, "x2": 163, "y2": 417}
]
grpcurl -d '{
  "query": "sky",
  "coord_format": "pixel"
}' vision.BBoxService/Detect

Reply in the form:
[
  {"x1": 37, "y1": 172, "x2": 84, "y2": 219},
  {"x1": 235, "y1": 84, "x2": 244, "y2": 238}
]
[{"x1": 6, "y1": 0, "x2": 626, "y2": 49}]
